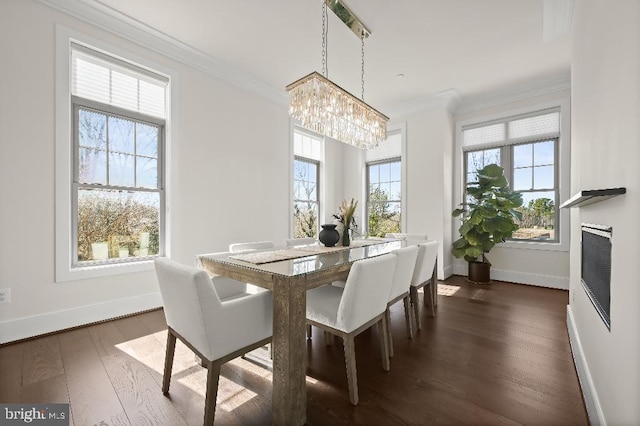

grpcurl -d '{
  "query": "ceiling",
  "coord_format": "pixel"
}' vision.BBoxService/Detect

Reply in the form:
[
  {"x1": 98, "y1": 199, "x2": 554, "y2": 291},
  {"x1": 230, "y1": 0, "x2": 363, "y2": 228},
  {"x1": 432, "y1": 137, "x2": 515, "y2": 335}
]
[{"x1": 95, "y1": 0, "x2": 571, "y2": 112}]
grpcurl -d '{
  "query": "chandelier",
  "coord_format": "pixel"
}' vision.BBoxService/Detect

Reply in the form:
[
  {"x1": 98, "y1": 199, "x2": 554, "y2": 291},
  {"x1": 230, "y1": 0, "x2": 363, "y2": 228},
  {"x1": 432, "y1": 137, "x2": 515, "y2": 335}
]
[{"x1": 286, "y1": 0, "x2": 388, "y2": 149}]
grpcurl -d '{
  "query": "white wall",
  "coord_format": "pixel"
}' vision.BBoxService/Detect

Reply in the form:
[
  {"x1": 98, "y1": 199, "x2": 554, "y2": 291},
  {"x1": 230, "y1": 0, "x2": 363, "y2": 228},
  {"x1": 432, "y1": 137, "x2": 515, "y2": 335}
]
[
  {"x1": 322, "y1": 137, "x2": 348, "y2": 226},
  {"x1": 453, "y1": 90, "x2": 571, "y2": 289},
  {"x1": 0, "y1": 0, "x2": 289, "y2": 342},
  {"x1": 568, "y1": 1, "x2": 640, "y2": 423},
  {"x1": 402, "y1": 108, "x2": 454, "y2": 279}
]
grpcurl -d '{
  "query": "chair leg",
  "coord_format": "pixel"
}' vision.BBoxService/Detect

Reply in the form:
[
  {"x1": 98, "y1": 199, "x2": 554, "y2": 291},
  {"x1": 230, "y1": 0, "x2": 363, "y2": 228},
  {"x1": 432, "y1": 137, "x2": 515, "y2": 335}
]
[
  {"x1": 343, "y1": 335, "x2": 359, "y2": 405},
  {"x1": 380, "y1": 317, "x2": 391, "y2": 372},
  {"x1": 306, "y1": 324, "x2": 312, "y2": 340},
  {"x1": 203, "y1": 360, "x2": 222, "y2": 426},
  {"x1": 162, "y1": 330, "x2": 177, "y2": 394},
  {"x1": 426, "y1": 283, "x2": 436, "y2": 317},
  {"x1": 410, "y1": 286, "x2": 421, "y2": 331},
  {"x1": 385, "y1": 308, "x2": 394, "y2": 358},
  {"x1": 431, "y1": 259, "x2": 438, "y2": 308},
  {"x1": 403, "y1": 295, "x2": 413, "y2": 339},
  {"x1": 324, "y1": 331, "x2": 333, "y2": 346}
]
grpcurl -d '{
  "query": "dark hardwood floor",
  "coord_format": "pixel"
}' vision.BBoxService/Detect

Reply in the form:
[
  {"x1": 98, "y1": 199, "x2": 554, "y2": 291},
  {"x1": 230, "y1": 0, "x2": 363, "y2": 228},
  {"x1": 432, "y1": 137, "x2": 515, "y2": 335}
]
[{"x1": 0, "y1": 276, "x2": 588, "y2": 425}]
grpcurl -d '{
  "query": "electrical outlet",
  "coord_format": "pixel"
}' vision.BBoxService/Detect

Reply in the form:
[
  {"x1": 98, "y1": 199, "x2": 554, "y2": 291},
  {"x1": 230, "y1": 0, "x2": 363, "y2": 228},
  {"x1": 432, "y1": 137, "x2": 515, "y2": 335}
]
[{"x1": 0, "y1": 288, "x2": 10, "y2": 304}]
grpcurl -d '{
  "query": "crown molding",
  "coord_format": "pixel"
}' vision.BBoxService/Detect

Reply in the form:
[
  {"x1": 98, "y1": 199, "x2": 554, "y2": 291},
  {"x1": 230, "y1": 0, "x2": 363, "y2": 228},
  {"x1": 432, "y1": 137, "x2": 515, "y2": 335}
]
[
  {"x1": 455, "y1": 74, "x2": 571, "y2": 116},
  {"x1": 383, "y1": 88, "x2": 461, "y2": 118},
  {"x1": 38, "y1": 0, "x2": 288, "y2": 107}
]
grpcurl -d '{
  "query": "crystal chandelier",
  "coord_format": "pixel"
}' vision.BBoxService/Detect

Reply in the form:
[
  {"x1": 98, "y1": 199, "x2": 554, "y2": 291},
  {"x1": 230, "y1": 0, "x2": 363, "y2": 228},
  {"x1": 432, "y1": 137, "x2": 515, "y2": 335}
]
[{"x1": 286, "y1": 0, "x2": 388, "y2": 149}]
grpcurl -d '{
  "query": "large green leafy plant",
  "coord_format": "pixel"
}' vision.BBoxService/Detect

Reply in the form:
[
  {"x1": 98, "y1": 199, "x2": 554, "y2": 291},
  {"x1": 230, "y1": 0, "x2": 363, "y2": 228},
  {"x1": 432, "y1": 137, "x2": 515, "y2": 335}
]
[{"x1": 452, "y1": 164, "x2": 523, "y2": 263}]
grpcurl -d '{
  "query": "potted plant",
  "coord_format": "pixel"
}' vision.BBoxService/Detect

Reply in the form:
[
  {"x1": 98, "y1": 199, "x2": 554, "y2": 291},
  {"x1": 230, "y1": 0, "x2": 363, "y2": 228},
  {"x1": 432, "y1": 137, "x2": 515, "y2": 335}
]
[{"x1": 452, "y1": 164, "x2": 523, "y2": 283}]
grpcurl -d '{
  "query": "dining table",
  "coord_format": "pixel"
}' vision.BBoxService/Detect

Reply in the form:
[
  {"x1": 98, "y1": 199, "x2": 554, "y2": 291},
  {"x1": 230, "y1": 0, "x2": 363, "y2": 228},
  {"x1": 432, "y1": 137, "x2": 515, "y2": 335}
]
[{"x1": 197, "y1": 237, "x2": 405, "y2": 425}]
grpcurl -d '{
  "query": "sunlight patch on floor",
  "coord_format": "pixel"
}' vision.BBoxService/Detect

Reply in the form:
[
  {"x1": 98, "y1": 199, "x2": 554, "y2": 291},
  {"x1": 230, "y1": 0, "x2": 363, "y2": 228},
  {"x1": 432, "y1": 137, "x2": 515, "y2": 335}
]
[
  {"x1": 438, "y1": 284, "x2": 460, "y2": 296},
  {"x1": 115, "y1": 331, "x2": 170, "y2": 370},
  {"x1": 116, "y1": 331, "x2": 205, "y2": 377},
  {"x1": 113, "y1": 328, "x2": 320, "y2": 402},
  {"x1": 217, "y1": 380, "x2": 258, "y2": 411},
  {"x1": 175, "y1": 367, "x2": 207, "y2": 397}
]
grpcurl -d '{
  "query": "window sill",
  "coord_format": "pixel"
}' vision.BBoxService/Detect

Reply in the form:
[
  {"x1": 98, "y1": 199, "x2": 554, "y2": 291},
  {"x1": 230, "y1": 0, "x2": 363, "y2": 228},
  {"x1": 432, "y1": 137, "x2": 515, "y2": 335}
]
[
  {"x1": 56, "y1": 259, "x2": 155, "y2": 283},
  {"x1": 500, "y1": 239, "x2": 568, "y2": 252}
]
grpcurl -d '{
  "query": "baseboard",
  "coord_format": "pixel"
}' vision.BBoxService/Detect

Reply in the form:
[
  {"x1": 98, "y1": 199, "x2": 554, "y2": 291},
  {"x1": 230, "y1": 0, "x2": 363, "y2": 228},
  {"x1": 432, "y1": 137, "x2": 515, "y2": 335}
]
[
  {"x1": 442, "y1": 264, "x2": 454, "y2": 280},
  {"x1": 567, "y1": 305, "x2": 606, "y2": 425},
  {"x1": 0, "y1": 292, "x2": 162, "y2": 345},
  {"x1": 452, "y1": 264, "x2": 569, "y2": 289}
]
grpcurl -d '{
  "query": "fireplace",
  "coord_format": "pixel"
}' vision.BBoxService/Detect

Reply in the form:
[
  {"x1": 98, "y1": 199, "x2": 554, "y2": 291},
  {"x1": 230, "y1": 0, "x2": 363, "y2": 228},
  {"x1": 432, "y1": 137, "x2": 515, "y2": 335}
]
[{"x1": 581, "y1": 224, "x2": 612, "y2": 330}]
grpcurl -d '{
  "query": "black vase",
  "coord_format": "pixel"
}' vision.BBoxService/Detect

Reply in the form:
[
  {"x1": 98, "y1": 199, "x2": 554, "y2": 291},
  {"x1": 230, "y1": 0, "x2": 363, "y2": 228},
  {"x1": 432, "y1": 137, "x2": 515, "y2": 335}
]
[{"x1": 319, "y1": 224, "x2": 340, "y2": 247}]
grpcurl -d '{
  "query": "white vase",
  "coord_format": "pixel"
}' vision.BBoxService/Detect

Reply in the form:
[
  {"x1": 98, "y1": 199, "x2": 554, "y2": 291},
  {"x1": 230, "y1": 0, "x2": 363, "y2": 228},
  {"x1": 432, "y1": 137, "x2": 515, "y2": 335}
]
[
  {"x1": 139, "y1": 232, "x2": 150, "y2": 249},
  {"x1": 91, "y1": 242, "x2": 109, "y2": 260}
]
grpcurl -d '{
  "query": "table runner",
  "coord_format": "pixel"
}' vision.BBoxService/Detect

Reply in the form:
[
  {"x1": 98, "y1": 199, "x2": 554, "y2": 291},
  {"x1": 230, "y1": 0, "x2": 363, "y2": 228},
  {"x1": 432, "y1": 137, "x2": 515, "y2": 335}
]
[{"x1": 228, "y1": 238, "x2": 391, "y2": 265}]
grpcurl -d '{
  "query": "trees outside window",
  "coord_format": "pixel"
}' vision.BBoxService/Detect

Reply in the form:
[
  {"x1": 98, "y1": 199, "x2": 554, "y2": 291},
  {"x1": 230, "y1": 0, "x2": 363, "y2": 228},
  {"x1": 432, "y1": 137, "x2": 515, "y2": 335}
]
[
  {"x1": 293, "y1": 157, "x2": 319, "y2": 238},
  {"x1": 367, "y1": 159, "x2": 401, "y2": 237}
]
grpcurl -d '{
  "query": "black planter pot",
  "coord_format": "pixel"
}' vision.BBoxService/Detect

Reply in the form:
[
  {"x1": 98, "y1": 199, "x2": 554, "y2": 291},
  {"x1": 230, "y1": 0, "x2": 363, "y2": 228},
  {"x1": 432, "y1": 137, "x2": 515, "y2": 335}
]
[
  {"x1": 319, "y1": 224, "x2": 340, "y2": 247},
  {"x1": 468, "y1": 261, "x2": 491, "y2": 284}
]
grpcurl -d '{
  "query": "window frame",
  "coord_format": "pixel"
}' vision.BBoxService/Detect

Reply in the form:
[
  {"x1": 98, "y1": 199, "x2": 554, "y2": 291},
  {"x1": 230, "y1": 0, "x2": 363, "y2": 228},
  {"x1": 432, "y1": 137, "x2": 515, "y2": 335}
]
[
  {"x1": 455, "y1": 98, "x2": 570, "y2": 252},
  {"x1": 361, "y1": 125, "x2": 406, "y2": 237},
  {"x1": 366, "y1": 157, "x2": 402, "y2": 237},
  {"x1": 71, "y1": 98, "x2": 166, "y2": 266},
  {"x1": 463, "y1": 137, "x2": 560, "y2": 243},
  {"x1": 55, "y1": 25, "x2": 174, "y2": 282},
  {"x1": 292, "y1": 155, "x2": 320, "y2": 238},
  {"x1": 290, "y1": 126, "x2": 324, "y2": 239}
]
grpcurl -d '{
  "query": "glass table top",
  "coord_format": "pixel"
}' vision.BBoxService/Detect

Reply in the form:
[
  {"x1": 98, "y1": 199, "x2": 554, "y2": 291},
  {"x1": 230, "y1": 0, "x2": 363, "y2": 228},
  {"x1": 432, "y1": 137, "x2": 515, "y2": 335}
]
[{"x1": 198, "y1": 238, "x2": 404, "y2": 277}]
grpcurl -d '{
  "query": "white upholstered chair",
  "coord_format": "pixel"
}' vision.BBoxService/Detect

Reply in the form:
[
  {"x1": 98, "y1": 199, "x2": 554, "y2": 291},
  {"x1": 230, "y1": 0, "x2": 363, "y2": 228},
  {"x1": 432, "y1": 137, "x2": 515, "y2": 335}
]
[
  {"x1": 229, "y1": 240, "x2": 275, "y2": 253},
  {"x1": 196, "y1": 251, "x2": 257, "y2": 301},
  {"x1": 386, "y1": 245, "x2": 419, "y2": 356},
  {"x1": 154, "y1": 258, "x2": 273, "y2": 426},
  {"x1": 385, "y1": 233, "x2": 428, "y2": 241},
  {"x1": 411, "y1": 240, "x2": 439, "y2": 330},
  {"x1": 228, "y1": 241, "x2": 275, "y2": 294},
  {"x1": 285, "y1": 237, "x2": 316, "y2": 247},
  {"x1": 306, "y1": 253, "x2": 398, "y2": 405}
]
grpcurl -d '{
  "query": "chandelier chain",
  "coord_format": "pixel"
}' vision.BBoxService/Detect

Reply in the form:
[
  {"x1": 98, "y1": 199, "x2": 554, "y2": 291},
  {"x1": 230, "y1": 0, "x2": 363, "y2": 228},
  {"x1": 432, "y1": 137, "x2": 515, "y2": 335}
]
[
  {"x1": 322, "y1": 0, "x2": 327, "y2": 77},
  {"x1": 361, "y1": 31, "x2": 365, "y2": 100}
]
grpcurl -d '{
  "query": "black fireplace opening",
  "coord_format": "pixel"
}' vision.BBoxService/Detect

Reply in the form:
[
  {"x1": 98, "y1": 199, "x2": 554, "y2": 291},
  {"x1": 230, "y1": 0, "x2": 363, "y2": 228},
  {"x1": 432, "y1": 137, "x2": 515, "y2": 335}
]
[{"x1": 581, "y1": 224, "x2": 612, "y2": 330}]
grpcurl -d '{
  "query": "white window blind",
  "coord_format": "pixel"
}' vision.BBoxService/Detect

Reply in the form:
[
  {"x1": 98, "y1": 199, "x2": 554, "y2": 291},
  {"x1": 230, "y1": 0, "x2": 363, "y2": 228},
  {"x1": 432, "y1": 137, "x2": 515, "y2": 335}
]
[
  {"x1": 463, "y1": 109, "x2": 560, "y2": 149},
  {"x1": 508, "y1": 112, "x2": 560, "y2": 139},
  {"x1": 462, "y1": 123, "x2": 505, "y2": 147},
  {"x1": 71, "y1": 43, "x2": 168, "y2": 119},
  {"x1": 294, "y1": 129, "x2": 322, "y2": 161},
  {"x1": 365, "y1": 131, "x2": 401, "y2": 163}
]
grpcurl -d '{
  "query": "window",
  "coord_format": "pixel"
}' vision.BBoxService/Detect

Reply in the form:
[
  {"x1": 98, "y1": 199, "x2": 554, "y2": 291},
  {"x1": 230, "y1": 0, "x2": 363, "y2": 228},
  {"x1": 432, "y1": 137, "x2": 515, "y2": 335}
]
[
  {"x1": 365, "y1": 129, "x2": 404, "y2": 237},
  {"x1": 463, "y1": 109, "x2": 560, "y2": 242},
  {"x1": 71, "y1": 43, "x2": 167, "y2": 265},
  {"x1": 293, "y1": 129, "x2": 322, "y2": 238},
  {"x1": 367, "y1": 159, "x2": 401, "y2": 237}
]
